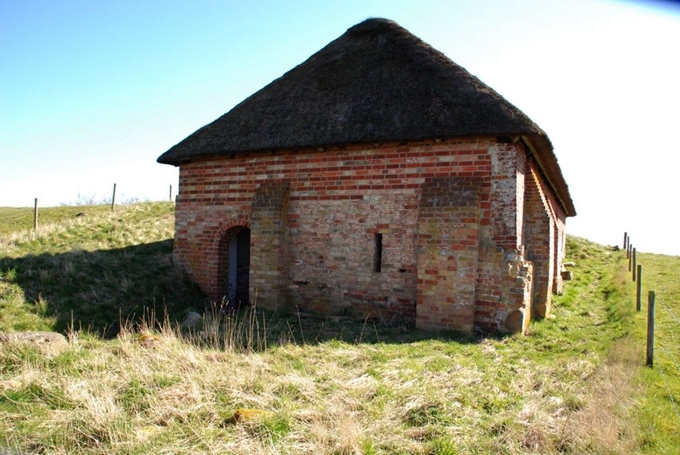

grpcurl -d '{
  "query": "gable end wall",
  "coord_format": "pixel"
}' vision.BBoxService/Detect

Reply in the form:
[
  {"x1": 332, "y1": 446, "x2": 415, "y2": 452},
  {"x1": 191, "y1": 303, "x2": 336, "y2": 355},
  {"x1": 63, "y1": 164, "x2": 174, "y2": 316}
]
[{"x1": 173, "y1": 138, "x2": 564, "y2": 332}]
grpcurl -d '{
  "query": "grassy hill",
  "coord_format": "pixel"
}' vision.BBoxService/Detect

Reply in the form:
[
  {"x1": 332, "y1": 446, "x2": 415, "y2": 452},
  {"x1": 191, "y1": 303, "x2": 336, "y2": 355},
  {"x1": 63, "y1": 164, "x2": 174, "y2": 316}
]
[
  {"x1": 0, "y1": 203, "x2": 678, "y2": 453},
  {"x1": 0, "y1": 203, "x2": 205, "y2": 335}
]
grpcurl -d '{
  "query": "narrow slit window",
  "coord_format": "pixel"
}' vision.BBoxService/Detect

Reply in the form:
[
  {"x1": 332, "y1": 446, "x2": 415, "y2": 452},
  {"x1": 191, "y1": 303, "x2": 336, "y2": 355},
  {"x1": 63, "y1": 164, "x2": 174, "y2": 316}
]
[{"x1": 374, "y1": 233, "x2": 383, "y2": 273}]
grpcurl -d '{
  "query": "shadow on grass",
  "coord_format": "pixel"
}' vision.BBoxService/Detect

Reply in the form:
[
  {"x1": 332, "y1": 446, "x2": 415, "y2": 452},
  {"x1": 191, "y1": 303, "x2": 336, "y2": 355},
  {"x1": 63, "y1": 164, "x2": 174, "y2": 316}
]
[
  {"x1": 0, "y1": 240, "x2": 207, "y2": 337},
  {"x1": 177, "y1": 303, "x2": 499, "y2": 350},
  {"x1": 0, "y1": 240, "x2": 499, "y2": 346}
]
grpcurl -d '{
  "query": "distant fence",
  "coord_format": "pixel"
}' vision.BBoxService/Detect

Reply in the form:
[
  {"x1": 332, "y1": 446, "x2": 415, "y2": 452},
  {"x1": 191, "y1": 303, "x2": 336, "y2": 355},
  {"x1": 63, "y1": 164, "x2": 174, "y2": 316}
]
[
  {"x1": 31, "y1": 183, "x2": 174, "y2": 230},
  {"x1": 623, "y1": 232, "x2": 680, "y2": 418}
]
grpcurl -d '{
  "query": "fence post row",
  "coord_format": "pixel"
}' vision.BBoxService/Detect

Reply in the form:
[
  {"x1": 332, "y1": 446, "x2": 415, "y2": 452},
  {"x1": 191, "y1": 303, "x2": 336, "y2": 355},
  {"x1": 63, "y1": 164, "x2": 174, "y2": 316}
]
[
  {"x1": 623, "y1": 234, "x2": 657, "y2": 367},
  {"x1": 31, "y1": 184, "x2": 172, "y2": 216},
  {"x1": 647, "y1": 291, "x2": 656, "y2": 367}
]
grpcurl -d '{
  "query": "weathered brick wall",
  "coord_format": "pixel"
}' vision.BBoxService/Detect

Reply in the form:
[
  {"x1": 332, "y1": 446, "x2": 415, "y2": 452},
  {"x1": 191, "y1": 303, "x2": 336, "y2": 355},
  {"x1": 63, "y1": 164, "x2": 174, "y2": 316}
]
[
  {"x1": 250, "y1": 181, "x2": 290, "y2": 309},
  {"x1": 287, "y1": 192, "x2": 419, "y2": 320},
  {"x1": 522, "y1": 158, "x2": 568, "y2": 317},
  {"x1": 173, "y1": 137, "x2": 562, "y2": 332},
  {"x1": 474, "y1": 142, "x2": 530, "y2": 332},
  {"x1": 543, "y1": 176, "x2": 568, "y2": 295},
  {"x1": 416, "y1": 177, "x2": 481, "y2": 332},
  {"x1": 524, "y1": 166, "x2": 554, "y2": 318},
  {"x1": 554, "y1": 213, "x2": 567, "y2": 294},
  {"x1": 488, "y1": 142, "x2": 526, "y2": 249}
]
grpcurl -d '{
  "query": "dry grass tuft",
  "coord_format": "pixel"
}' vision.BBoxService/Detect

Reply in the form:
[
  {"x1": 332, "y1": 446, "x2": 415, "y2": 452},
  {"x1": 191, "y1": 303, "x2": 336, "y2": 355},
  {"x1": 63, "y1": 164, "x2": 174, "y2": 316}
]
[{"x1": 560, "y1": 342, "x2": 640, "y2": 453}]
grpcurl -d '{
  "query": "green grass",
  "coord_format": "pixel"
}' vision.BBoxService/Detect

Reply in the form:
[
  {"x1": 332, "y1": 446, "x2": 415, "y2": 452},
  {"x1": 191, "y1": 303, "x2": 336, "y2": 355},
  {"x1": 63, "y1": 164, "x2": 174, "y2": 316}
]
[{"x1": 0, "y1": 204, "x2": 677, "y2": 453}]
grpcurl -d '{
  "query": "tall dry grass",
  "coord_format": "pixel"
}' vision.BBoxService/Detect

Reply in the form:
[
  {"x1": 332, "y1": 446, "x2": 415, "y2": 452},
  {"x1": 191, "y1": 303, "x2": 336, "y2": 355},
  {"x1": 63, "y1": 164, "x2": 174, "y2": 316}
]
[{"x1": 2, "y1": 299, "x2": 642, "y2": 454}]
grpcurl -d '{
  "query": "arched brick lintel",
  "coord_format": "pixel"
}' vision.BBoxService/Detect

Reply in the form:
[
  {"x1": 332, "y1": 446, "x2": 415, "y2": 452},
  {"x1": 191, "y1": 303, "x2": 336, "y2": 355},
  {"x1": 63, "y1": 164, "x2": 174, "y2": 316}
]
[{"x1": 215, "y1": 219, "x2": 251, "y2": 239}]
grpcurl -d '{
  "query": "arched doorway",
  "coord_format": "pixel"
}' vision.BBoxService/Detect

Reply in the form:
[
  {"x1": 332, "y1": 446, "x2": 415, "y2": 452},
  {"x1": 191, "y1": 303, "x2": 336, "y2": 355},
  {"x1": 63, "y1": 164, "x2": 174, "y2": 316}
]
[{"x1": 219, "y1": 226, "x2": 251, "y2": 307}]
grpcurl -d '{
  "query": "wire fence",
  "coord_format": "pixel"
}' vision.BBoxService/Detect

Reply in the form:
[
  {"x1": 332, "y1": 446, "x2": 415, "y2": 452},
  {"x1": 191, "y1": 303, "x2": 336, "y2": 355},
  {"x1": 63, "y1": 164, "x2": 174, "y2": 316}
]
[
  {"x1": 622, "y1": 232, "x2": 680, "y2": 419},
  {"x1": 31, "y1": 183, "x2": 175, "y2": 230}
]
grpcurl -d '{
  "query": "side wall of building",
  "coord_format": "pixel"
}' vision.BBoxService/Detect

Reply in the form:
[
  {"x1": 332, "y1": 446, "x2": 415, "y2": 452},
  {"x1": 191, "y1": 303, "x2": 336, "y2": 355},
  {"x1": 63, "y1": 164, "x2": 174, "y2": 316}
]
[{"x1": 522, "y1": 157, "x2": 568, "y2": 318}]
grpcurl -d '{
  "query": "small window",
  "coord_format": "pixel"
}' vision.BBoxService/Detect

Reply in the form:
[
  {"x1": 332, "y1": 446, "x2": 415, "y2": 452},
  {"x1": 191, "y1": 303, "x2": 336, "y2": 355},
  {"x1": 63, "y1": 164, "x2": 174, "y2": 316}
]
[{"x1": 374, "y1": 233, "x2": 383, "y2": 273}]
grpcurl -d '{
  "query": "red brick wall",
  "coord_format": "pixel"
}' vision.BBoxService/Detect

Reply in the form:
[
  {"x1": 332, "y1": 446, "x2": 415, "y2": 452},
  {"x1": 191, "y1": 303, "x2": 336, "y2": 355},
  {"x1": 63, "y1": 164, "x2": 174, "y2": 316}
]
[
  {"x1": 522, "y1": 158, "x2": 568, "y2": 318},
  {"x1": 173, "y1": 137, "x2": 563, "y2": 332}
]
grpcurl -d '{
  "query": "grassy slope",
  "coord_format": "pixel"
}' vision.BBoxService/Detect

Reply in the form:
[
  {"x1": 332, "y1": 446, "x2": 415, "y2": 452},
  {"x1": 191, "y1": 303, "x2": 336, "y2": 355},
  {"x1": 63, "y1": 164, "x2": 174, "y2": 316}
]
[
  {"x1": 0, "y1": 205, "x2": 112, "y2": 236},
  {"x1": 0, "y1": 203, "x2": 674, "y2": 453}
]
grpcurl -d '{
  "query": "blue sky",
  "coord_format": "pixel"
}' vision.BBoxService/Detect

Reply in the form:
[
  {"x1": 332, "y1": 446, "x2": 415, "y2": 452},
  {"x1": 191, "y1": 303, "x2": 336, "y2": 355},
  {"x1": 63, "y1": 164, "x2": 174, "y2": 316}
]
[{"x1": 1, "y1": 0, "x2": 679, "y2": 254}]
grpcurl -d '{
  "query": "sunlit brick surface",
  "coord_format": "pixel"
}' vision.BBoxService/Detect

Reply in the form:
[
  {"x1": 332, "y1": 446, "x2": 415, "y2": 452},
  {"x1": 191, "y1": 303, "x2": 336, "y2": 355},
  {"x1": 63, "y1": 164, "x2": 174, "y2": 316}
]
[{"x1": 173, "y1": 138, "x2": 567, "y2": 333}]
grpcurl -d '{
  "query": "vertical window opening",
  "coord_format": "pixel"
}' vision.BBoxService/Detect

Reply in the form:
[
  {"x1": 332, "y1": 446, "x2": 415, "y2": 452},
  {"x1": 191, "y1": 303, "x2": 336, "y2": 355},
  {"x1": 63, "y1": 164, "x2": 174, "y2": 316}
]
[{"x1": 374, "y1": 233, "x2": 383, "y2": 273}]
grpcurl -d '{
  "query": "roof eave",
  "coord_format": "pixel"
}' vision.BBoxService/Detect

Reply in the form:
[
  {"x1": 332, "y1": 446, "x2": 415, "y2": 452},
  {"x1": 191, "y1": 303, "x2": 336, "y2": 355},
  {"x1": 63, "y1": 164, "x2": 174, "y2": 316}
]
[{"x1": 520, "y1": 135, "x2": 576, "y2": 217}]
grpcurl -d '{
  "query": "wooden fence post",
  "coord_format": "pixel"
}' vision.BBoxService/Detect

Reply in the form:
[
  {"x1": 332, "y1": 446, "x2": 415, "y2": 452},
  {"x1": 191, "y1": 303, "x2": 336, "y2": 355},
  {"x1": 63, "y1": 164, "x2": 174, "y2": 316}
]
[
  {"x1": 33, "y1": 198, "x2": 39, "y2": 230},
  {"x1": 632, "y1": 248, "x2": 637, "y2": 281},
  {"x1": 623, "y1": 232, "x2": 628, "y2": 250},
  {"x1": 647, "y1": 290, "x2": 655, "y2": 367},
  {"x1": 636, "y1": 265, "x2": 642, "y2": 312},
  {"x1": 169, "y1": 184, "x2": 173, "y2": 202},
  {"x1": 628, "y1": 244, "x2": 633, "y2": 271},
  {"x1": 627, "y1": 242, "x2": 631, "y2": 260},
  {"x1": 111, "y1": 183, "x2": 117, "y2": 212}
]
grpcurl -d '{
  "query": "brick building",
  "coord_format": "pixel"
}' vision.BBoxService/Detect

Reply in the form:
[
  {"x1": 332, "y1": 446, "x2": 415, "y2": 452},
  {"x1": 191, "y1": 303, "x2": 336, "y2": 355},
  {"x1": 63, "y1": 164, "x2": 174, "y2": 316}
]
[{"x1": 158, "y1": 18, "x2": 575, "y2": 334}]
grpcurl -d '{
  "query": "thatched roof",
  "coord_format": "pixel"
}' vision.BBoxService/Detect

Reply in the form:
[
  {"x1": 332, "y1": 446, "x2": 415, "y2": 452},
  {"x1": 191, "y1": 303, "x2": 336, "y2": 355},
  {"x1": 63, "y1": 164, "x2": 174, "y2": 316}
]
[{"x1": 158, "y1": 18, "x2": 575, "y2": 216}]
